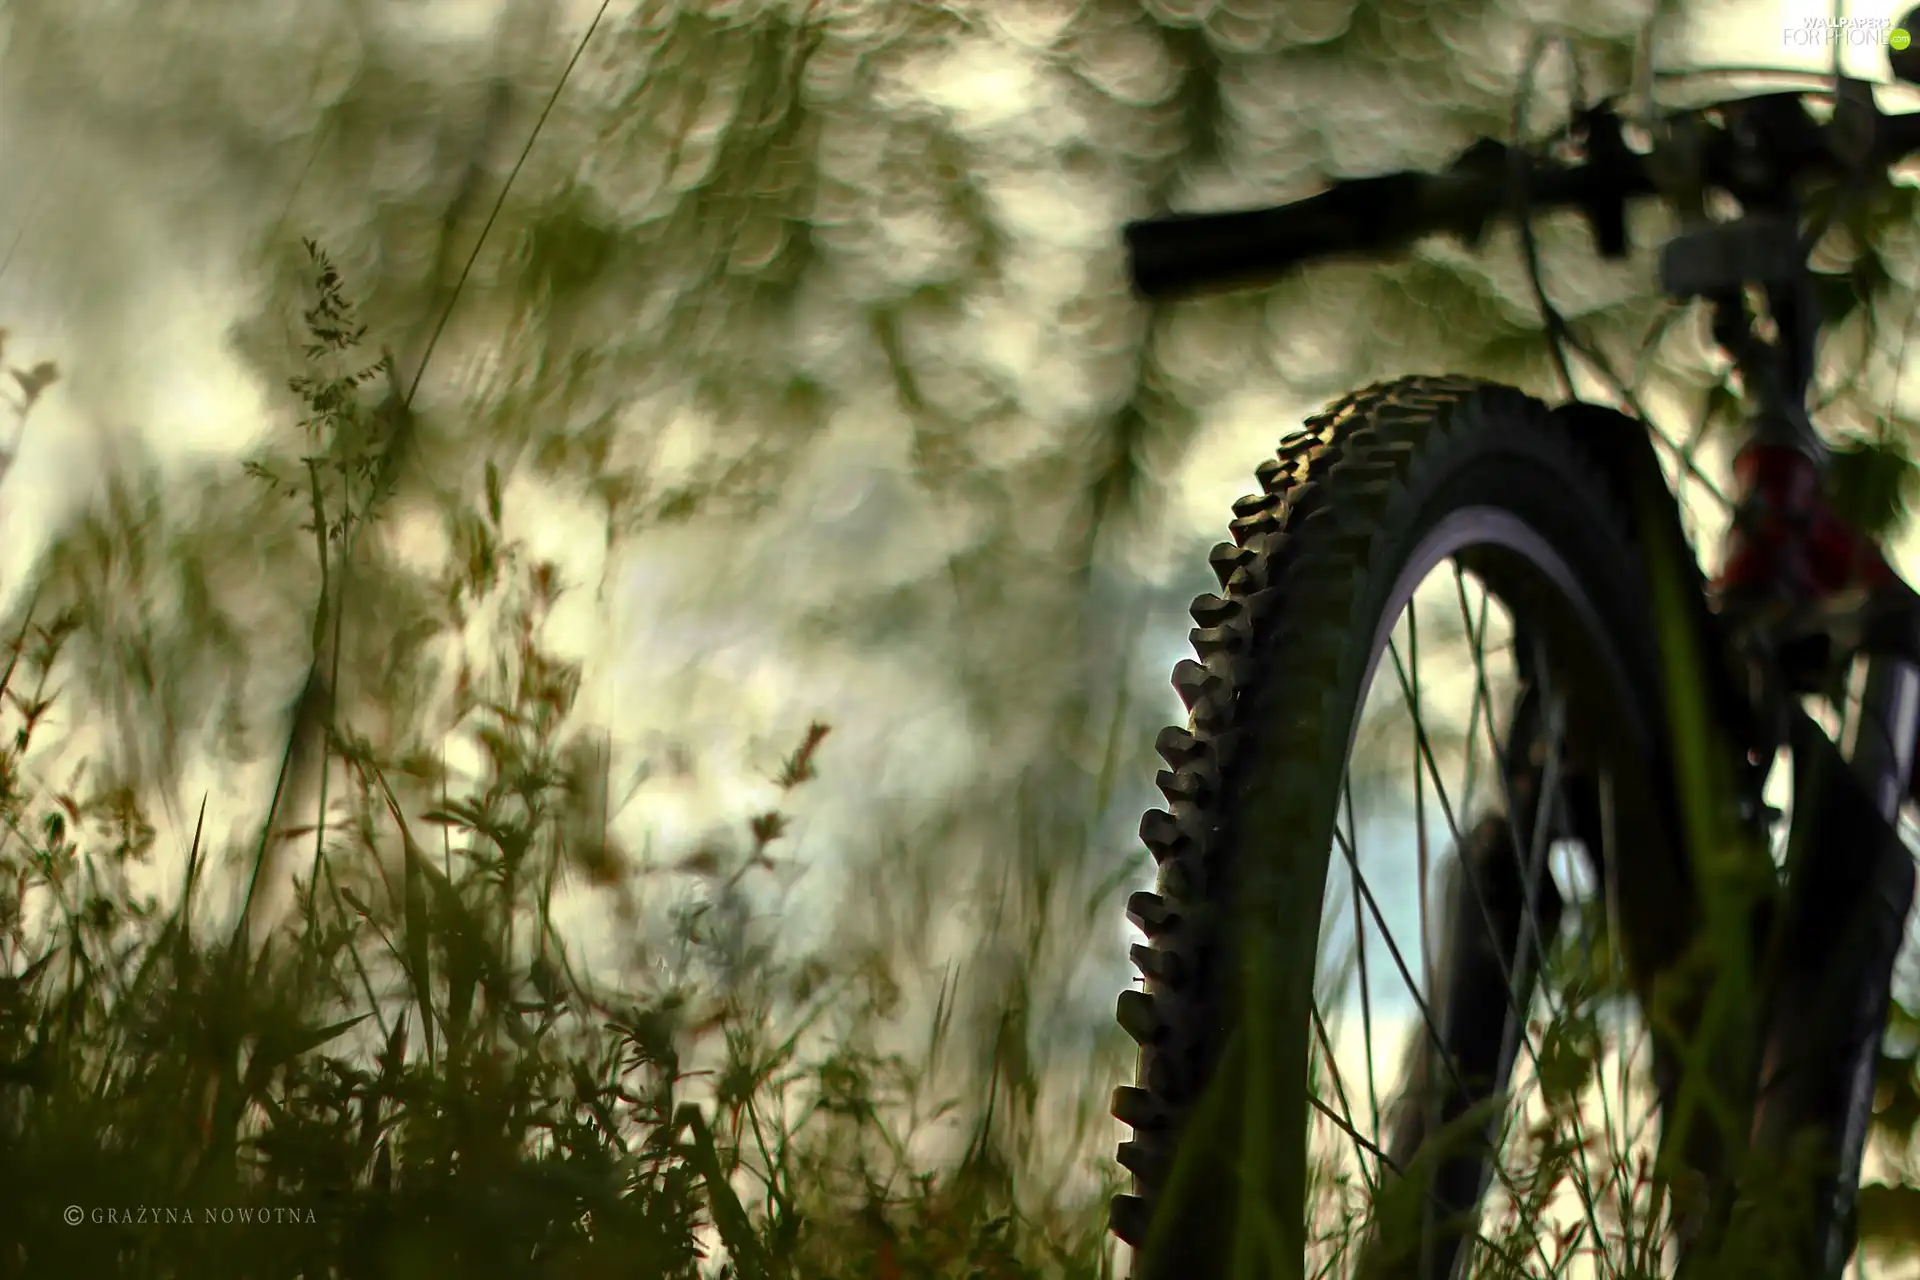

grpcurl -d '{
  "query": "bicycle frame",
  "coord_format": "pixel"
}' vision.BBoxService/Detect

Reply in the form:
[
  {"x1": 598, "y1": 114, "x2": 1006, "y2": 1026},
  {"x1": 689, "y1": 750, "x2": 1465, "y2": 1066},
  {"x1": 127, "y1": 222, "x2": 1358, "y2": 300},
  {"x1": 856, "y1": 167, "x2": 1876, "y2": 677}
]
[
  {"x1": 1120, "y1": 77, "x2": 1920, "y2": 1277},
  {"x1": 1659, "y1": 93, "x2": 1920, "y2": 1277},
  {"x1": 1822, "y1": 654, "x2": 1918, "y2": 1269},
  {"x1": 1724, "y1": 420, "x2": 1920, "y2": 1279},
  {"x1": 1730, "y1": 670, "x2": 1914, "y2": 1278}
]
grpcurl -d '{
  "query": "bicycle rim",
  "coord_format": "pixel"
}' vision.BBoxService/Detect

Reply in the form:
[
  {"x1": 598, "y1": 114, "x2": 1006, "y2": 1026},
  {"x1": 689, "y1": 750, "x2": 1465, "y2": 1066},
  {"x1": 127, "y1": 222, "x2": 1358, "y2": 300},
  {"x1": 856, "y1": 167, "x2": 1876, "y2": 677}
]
[{"x1": 1114, "y1": 378, "x2": 1714, "y2": 1280}]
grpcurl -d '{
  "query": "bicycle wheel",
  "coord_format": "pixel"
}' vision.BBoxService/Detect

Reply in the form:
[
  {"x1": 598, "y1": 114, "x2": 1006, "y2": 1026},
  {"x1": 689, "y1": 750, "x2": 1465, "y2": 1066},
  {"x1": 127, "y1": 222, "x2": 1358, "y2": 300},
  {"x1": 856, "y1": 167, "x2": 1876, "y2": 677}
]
[{"x1": 1110, "y1": 376, "x2": 1720, "y2": 1279}]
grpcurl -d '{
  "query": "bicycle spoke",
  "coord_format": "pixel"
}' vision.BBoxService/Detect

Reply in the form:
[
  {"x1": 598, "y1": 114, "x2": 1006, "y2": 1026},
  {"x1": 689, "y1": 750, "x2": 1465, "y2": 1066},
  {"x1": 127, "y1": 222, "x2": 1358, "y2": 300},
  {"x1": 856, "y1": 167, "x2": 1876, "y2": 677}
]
[
  {"x1": 1310, "y1": 1000, "x2": 1392, "y2": 1194},
  {"x1": 1331, "y1": 819, "x2": 1474, "y2": 1106},
  {"x1": 1358, "y1": 630, "x2": 1556, "y2": 1257},
  {"x1": 1390, "y1": 580, "x2": 1629, "y2": 1272},
  {"x1": 1406, "y1": 603, "x2": 1437, "y2": 999},
  {"x1": 1317, "y1": 860, "x2": 1559, "y2": 1278},
  {"x1": 1308, "y1": 1091, "x2": 1403, "y2": 1178},
  {"x1": 1345, "y1": 780, "x2": 1383, "y2": 1147},
  {"x1": 1453, "y1": 565, "x2": 1497, "y2": 819},
  {"x1": 1307, "y1": 565, "x2": 1674, "y2": 1278}
]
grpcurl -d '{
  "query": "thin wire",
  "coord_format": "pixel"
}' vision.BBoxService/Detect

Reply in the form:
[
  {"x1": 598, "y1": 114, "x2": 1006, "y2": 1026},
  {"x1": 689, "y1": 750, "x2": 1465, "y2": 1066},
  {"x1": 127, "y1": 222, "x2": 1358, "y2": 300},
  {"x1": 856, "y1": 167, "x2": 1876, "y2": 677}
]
[
  {"x1": 402, "y1": 0, "x2": 615, "y2": 409},
  {"x1": 0, "y1": 120, "x2": 73, "y2": 291},
  {"x1": 262, "y1": 112, "x2": 336, "y2": 269},
  {"x1": 244, "y1": 1, "x2": 616, "y2": 930},
  {"x1": 1512, "y1": 32, "x2": 1580, "y2": 401},
  {"x1": 0, "y1": 201, "x2": 39, "y2": 290},
  {"x1": 1832, "y1": 0, "x2": 1847, "y2": 91},
  {"x1": 1512, "y1": 30, "x2": 1739, "y2": 513}
]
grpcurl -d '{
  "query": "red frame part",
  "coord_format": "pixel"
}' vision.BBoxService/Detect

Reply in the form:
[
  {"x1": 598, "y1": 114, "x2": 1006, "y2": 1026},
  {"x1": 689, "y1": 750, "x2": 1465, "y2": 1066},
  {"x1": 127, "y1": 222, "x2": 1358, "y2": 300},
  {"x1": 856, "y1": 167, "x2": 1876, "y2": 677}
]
[{"x1": 1714, "y1": 445, "x2": 1899, "y2": 598}]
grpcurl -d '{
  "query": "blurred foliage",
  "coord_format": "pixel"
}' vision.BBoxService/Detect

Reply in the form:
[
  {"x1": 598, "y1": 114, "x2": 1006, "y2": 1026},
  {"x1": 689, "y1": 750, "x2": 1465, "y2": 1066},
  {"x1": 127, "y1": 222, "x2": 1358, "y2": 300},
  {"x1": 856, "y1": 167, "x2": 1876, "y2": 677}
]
[
  {"x1": 0, "y1": 256, "x2": 1125, "y2": 1276},
  {"x1": 2, "y1": 0, "x2": 1920, "y2": 1272}
]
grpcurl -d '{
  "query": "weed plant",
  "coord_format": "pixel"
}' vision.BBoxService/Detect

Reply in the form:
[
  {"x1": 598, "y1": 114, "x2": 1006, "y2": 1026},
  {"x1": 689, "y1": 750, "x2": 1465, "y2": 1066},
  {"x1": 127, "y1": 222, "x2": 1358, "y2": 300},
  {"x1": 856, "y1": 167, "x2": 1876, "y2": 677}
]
[
  {"x1": 0, "y1": 246, "x2": 1122, "y2": 1280},
  {"x1": 1, "y1": 246, "x2": 1918, "y2": 1280}
]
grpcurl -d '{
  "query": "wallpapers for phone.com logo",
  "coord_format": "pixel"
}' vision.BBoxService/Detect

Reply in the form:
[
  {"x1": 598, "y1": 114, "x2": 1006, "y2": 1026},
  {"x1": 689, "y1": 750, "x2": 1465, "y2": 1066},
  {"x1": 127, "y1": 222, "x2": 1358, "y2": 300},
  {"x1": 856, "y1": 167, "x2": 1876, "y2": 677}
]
[{"x1": 1782, "y1": 16, "x2": 1911, "y2": 49}]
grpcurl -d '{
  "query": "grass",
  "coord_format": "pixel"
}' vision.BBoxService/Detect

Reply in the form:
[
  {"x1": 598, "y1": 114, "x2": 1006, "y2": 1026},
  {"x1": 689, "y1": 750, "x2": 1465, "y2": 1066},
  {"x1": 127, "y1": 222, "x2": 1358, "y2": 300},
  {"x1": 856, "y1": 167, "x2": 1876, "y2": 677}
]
[
  {"x1": 4, "y1": 241, "x2": 1920, "y2": 1280},
  {"x1": 0, "y1": 246, "x2": 1125, "y2": 1280}
]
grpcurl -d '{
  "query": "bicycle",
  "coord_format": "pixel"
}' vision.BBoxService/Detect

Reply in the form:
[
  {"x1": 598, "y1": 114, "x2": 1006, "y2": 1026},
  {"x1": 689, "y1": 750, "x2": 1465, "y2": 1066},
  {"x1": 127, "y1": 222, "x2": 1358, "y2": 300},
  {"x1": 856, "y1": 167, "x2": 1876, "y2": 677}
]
[{"x1": 1108, "y1": 42, "x2": 1920, "y2": 1280}]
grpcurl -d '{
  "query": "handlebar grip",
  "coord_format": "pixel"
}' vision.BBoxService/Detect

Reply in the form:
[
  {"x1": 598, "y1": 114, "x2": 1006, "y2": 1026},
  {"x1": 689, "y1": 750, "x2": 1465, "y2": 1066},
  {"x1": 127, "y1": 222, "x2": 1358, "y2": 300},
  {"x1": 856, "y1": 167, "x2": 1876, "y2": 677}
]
[{"x1": 1125, "y1": 171, "x2": 1429, "y2": 299}]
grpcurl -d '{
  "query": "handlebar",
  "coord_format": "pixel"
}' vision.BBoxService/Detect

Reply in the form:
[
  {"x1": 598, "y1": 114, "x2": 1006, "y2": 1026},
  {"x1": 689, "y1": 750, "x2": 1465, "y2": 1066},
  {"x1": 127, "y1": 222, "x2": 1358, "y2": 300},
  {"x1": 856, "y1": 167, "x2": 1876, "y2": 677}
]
[{"x1": 1126, "y1": 91, "x2": 1920, "y2": 299}]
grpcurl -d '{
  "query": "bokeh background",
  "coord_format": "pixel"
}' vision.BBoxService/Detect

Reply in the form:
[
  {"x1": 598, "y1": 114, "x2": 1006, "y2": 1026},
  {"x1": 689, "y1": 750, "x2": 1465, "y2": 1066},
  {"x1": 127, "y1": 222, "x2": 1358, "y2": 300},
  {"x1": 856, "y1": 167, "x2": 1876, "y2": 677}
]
[{"x1": 6, "y1": 0, "x2": 1920, "y2": 1274}]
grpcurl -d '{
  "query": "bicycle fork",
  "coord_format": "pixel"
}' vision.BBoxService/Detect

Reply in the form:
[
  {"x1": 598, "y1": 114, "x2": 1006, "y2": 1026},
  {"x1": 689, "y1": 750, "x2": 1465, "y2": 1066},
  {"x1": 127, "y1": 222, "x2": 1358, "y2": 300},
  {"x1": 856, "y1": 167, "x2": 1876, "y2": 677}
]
[
  {"x1": 1711, "y1": 401, "x2": 1920, "y2": 1273},
  {"x1": 1750, "y1": 652, "x2": 1919, "y2": 1278}
]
